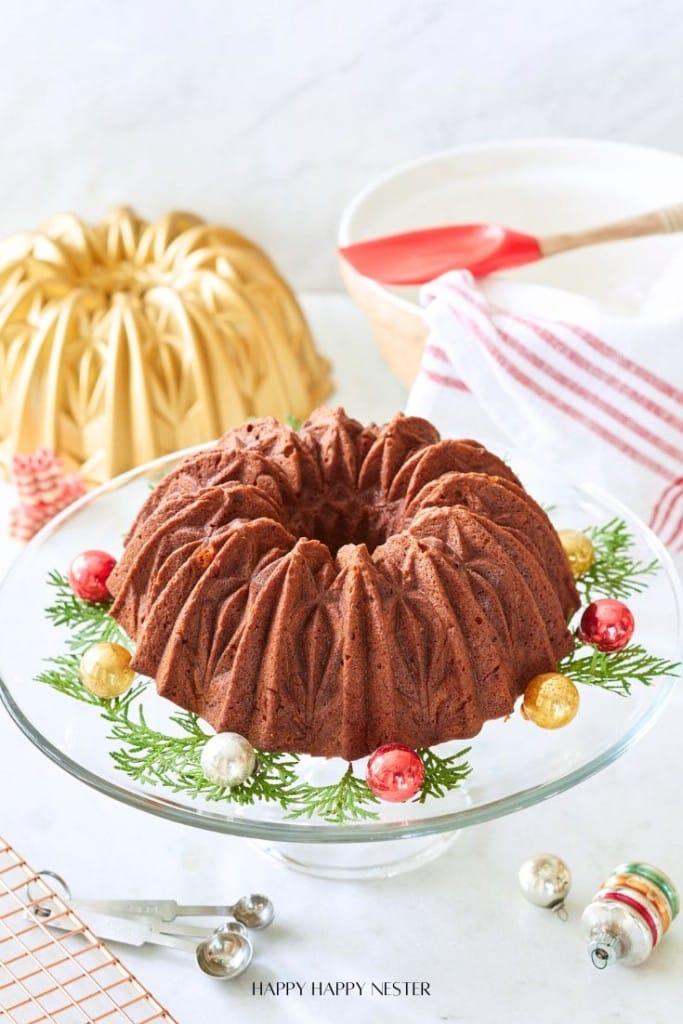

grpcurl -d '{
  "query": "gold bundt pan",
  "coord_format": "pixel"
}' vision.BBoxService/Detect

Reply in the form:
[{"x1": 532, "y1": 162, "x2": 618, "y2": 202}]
[{"x1": 0, "y1": 207, "x2": 332, "y2": 483}]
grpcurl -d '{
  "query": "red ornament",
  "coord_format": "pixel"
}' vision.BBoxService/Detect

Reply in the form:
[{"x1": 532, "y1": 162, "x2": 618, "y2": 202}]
[
  {"x1": 577, "y1": 598, "x2": 635, "y2": 652},
  {"x1": 366, "y1": 744, "x2": 425, "y2": 803},
  {"x1": 68, "y1": 550, "x2": 117, "y2": 603}
]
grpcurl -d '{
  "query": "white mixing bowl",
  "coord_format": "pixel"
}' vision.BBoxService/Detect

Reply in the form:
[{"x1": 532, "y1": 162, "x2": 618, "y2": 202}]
[{"x1": 338, "y1": 139, "x2": 683, "y2": 387}]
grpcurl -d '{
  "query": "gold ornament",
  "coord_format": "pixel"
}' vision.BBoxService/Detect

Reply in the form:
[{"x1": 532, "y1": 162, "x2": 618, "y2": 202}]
[
  {"x1": 0, "y1": 208, "x2": 332, "y2": 484},
  {"x1": 558, "y1": 529, "x2": 594, "y2": 579},
  {"x1": 79, "y1": 642, "x2": 135, "y2": 698},
  {"x1": 521, "y1": 672, "x2": 580, "y2": 729}
]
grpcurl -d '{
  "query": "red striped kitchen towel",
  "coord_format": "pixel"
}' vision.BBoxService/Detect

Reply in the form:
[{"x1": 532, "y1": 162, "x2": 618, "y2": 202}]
[{"x1": 406, "y1": 270, "x2": 683, "y2": 553}]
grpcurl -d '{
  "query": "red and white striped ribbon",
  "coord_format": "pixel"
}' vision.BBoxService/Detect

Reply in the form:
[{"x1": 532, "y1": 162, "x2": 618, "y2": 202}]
[{"x1": 413, "y1": 272, "x2": 683, "y2": 553}]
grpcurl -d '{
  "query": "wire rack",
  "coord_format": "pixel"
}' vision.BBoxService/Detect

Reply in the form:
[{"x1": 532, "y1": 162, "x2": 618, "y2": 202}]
[{"x1": 0, "y1": 837, "x2": 177, "y2": 1023}]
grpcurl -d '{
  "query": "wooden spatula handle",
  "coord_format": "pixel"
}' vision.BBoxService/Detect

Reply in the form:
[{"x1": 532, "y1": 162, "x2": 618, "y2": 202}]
[{"x1": 539, "y1": 203, "x2": 683, "y2": 258}]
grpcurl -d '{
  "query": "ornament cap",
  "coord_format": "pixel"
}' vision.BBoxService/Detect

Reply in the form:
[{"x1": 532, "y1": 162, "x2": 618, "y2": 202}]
[{"x1": 589, "y1": 931, "x2": 621, "y2": 969}]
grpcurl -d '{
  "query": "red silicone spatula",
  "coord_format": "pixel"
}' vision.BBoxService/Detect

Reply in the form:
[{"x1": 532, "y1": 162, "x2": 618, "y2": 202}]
[{"x1": 339, "y1": 204, "x2": 683, "y2": 285}]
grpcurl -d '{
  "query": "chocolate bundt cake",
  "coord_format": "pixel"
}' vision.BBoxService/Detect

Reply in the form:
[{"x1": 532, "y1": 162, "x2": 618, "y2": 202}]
[{"x1": 107, "y1": 408, "x2": 579, "y2": 760}]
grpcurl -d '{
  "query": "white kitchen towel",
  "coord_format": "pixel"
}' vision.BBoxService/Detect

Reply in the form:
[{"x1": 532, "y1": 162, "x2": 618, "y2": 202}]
[{"x1": 406, "y1": 269, "x2": 683, "y2": 552}]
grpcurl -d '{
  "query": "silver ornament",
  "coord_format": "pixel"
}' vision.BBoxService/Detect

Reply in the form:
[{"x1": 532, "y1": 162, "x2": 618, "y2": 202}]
[
  {"x1": 200, "y1": 732, "x2": 256, "y2": 788},
  {"x1": 519, "y1": 853, "x2": 571, "y2": 915}
]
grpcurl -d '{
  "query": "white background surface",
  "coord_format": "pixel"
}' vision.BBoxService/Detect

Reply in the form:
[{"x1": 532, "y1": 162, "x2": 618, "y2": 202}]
[
  {"x1": 0, "y1": 298, "x2": 682, "y2": 1024},
  {"x1": 1, "y1": 0, "x2": 683, "y2": 291}
]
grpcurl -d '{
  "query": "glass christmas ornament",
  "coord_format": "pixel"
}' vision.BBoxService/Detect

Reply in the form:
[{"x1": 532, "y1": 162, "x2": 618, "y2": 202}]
[
  {"x1": 79, "y1": 642, "x2": 135, "y2": 699},
  {"x1": 521, "y1": 673, "x2": 580, "y2": 729},
  {"x1": 582, "y1": 861, "x2": 679, "y2": 968},
  {"x1": 519, "y1": 853, "x2": 571, "y2": 917},
  {"x1": 366, "y1": 744, "x2": 425, "y2": 802},
  {"x1": 558, "y1": 529, "x2": 594, "y2": 579},
  {"x1": 68, "y1": 550, "x2": 117, "y2": 603},
  {"x1": 577, "y1": 599, "x2": 635, "y2": 652},
  {"x1": 200, "y1": 732, "x2": 257, "y2": 788}
]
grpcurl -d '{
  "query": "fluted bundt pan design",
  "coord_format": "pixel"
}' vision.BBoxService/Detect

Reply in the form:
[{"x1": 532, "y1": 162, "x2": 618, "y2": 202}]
[
  {"x1": 0, "y1": 208, "x2": 332, "y2": 483},
  {"x1": 108, "y1": 409, "x2": 580, "y2": 761}
]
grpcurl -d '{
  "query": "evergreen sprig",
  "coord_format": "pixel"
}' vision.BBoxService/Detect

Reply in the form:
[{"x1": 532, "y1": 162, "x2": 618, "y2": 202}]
[
  {"x1": 34, "y1": 511, "x2": 676, "y2": 823},
  {"x1": 103, "y1": 705, "x2": 300, "y2": 805},
  {"x1": 45, "y1": 571, "x2": 128, "y2": 652},
  {"x1": 577, "y1": 518, "x2": 659, "y2": 603},
  {"x1": 285, "y1": 764, "x2": 381, "y2": 824},
  {"x1": 36, "y1": 653, "x2": 102, "y2": 706},
  {"x1": 38, "y1": 570, "x2": 472, "y2": 821},
  {"x1": 416, "y1": 746, "x2": 473, "y2": 802},
  {"x1": 559, "y1": 641, "x2": 680, "y2": 696}
]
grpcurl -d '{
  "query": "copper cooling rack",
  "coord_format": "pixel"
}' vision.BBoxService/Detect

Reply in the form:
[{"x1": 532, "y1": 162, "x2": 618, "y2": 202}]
[{"x1": 0, "y1": 837, "x2": 177, "y2": 1023}]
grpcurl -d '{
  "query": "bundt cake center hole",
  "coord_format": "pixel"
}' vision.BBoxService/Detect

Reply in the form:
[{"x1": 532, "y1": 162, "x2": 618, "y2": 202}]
[
  {"x1": 287, "y1": 495, "x2": 400, "y2": 556},
  {"x1": 82, "y1": 261, "x2": 175, "y2": 299}
]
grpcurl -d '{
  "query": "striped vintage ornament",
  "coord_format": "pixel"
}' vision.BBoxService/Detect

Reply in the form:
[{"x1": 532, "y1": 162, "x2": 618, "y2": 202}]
[{"x1": 582, "y1": 861, "x2": 679, "y2": 968}]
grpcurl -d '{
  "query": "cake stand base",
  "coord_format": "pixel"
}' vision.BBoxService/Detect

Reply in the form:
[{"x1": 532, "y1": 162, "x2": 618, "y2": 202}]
[{"x1": 253, "y1": 831, "x2": 460, "y2": 880}]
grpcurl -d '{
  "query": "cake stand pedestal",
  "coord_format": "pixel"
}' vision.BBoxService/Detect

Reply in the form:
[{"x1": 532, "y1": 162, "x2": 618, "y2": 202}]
[{"x1": 255, "y1": 833, "x2": 461, "y2": 880}]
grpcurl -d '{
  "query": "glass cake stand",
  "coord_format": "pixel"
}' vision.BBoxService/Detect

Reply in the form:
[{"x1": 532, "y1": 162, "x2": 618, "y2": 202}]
[{"x1": 0, "y1": 450, "x2": 681, "y2": 879}]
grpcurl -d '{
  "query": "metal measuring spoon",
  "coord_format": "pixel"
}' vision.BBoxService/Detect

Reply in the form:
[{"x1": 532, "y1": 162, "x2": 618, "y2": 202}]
[
  {"x1": 34, "y1": 909, "x2": 254, "y2": 980},
  {"x1": 52, "y1": 890, "x2": 275, "y2": 930},
  {"x1": 196, "y1": 925, "x2": 253, "y2": 980},
  {"x1": 231, "y1": 894, "x2": 274, "y2": 930},
  {"x1": 221, "y1": 921, "x2": 248, "y2": 936}
]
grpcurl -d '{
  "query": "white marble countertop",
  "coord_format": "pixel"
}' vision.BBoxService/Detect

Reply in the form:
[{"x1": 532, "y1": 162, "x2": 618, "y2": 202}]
[{"x1": 1, "y1": 296, "x2": 681, "y2": 1023}]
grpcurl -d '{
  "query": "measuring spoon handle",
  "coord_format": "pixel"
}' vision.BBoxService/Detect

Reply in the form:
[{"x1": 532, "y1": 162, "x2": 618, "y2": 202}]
[
  {"x1": 72, "y1": 898, "x2": 181, "y2": 921},
  {"x1": 167, "y1": 903, "x2": 233, "y2": 917},
  {"x1": 72, "y1": 898, "x2": 233, "y2": 920},
  {"x1": 40, "y1": 906, "x2": 200, "y2": 953}
]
